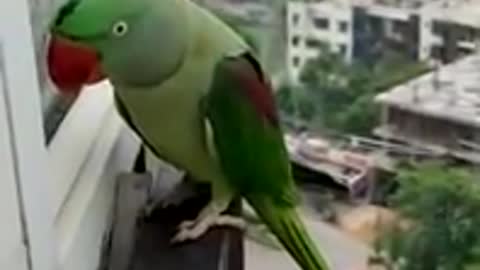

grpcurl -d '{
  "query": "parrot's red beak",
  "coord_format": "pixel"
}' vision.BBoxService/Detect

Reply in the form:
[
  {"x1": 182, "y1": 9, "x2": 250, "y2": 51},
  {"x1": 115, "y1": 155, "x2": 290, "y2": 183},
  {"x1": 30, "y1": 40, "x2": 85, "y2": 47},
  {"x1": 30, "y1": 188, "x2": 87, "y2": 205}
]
[{"x1": 47, "y1": 35, "x2": 107, "y2": 96}]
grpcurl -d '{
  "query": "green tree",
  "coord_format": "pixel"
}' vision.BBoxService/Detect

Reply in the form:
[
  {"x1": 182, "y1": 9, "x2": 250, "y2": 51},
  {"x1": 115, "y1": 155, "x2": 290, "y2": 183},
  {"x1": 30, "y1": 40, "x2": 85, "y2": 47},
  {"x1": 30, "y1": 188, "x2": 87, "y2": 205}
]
[
  {"x1": 298, "y1": 49, "x2": 430, "y2": 135},
  {"x1": 276, "y1": 84, "x2": 316, "y2": 124},
  {"x1": 373, "y1": 162, "x2": 480, "y2": 270}
]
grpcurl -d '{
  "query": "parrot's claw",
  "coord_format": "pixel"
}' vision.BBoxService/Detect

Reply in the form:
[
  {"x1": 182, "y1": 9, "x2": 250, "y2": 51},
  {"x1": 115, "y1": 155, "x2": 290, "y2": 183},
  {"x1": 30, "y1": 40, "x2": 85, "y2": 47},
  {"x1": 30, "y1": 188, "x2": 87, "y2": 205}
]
[{"x1": 171, "y1": 214, "x2": 246, "y2": 243}]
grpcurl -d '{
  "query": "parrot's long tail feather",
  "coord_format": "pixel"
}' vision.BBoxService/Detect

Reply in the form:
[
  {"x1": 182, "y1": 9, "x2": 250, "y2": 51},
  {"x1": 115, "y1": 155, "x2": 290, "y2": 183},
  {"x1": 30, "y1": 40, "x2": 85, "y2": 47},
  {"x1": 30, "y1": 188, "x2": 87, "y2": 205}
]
[{"x1": 246, "y1": 196, "x2": 330, "y2": 270}]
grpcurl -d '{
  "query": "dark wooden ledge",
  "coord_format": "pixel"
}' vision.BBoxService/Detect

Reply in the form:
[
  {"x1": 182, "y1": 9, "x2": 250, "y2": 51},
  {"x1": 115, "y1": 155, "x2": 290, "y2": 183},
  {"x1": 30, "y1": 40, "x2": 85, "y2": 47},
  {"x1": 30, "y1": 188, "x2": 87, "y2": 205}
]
[{"x1": 102, "y1": 146, "x2": 244, "y2": 270}]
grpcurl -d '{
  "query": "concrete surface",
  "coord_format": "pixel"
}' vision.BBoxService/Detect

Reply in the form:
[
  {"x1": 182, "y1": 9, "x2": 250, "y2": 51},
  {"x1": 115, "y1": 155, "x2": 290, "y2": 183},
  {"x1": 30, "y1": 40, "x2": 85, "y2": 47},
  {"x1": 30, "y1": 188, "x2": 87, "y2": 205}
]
[{"x1": 245, "y1": 207, "x2": 371, "y2": 270}]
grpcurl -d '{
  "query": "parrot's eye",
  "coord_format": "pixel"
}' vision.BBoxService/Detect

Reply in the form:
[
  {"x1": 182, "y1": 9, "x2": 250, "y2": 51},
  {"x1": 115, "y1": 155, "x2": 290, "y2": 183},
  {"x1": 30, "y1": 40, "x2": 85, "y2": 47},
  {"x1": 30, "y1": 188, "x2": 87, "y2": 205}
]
[{"x1": 112, "y1": 21, "x2": 129, "y2": 37}]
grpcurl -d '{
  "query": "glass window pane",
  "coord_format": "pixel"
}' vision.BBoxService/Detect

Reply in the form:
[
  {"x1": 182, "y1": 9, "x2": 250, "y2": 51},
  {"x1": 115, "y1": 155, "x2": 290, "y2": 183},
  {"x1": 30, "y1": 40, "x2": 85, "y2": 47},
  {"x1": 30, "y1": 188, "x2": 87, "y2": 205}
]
[{"x1": 27, "y1": 0, "x2": 78, "y2": 144}]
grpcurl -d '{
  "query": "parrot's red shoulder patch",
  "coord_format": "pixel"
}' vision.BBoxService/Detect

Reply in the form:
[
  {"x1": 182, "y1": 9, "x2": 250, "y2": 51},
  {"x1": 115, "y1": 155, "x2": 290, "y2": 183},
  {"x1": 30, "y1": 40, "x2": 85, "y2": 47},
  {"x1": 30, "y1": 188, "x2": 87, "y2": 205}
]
[{"x1": 227, "y1": 53, "x2": 280, "y2": 127}]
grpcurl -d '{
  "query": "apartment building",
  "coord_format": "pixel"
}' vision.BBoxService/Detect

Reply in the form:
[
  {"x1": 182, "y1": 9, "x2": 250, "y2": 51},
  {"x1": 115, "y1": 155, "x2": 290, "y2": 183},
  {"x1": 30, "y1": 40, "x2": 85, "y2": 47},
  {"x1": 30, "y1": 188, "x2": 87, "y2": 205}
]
[
  {"x1": 287, "y1": 0, "x2": 480, "y2": 84},
  {"x1": 287, "y1": 0, "x2": 354, "y2": 84},
  {"x1": 374, "y1": 54, "x2": 480, "y2": 164}
]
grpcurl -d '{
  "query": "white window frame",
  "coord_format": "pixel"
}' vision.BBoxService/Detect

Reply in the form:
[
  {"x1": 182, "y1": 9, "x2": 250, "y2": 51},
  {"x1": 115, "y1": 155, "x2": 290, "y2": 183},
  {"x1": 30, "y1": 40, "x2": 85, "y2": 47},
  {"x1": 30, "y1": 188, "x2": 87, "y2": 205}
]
[
  {"x1": 0, "y1": 43, "x2": 30, "y2": 270},
  {"x1": 1, "y1": 1, "x2": 141, "y2": 270},
  {"x1": 47, "y1": 82, "x2": 115, "y2": 217},
  {"x1": 0, "y1": 1, "x2": 58, "y2": 269}
]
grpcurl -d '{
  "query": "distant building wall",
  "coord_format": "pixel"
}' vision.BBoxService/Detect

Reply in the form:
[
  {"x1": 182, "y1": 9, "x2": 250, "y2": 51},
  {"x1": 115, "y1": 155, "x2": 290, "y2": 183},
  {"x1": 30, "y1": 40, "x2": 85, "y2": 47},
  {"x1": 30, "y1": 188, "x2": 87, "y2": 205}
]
[
  {"x1": 352, "y1": 6, "x2": 419, "y2": 64},
  {"x1": 286, "y1": 1, "x2": 354, "y2": 85},
  {"x1": 384, "y1": 106, "x2": 480, "y2": 149}
]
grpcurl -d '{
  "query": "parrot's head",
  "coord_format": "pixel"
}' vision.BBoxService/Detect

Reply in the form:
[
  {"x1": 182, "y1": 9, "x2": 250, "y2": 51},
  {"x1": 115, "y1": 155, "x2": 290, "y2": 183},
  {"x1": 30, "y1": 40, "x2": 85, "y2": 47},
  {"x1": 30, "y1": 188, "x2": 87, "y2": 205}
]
[{"x1": 48, "y1": 0, "x2": 189, "y2": 91}]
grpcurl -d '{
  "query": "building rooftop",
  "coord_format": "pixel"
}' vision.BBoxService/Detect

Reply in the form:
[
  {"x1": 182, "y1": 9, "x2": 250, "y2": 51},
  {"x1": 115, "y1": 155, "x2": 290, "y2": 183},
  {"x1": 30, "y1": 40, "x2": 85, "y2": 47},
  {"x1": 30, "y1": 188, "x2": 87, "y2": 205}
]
[
  {"x1": 422, "y1": 0, "x2": 480, "y2": 28},
  {"x1": 289, "y1": 0, "x2": 480, "y2": 18},
  {"x1": 290, "y1": 0, "x2": 445, "y2": 9},
  {"x1": 288, "y1": 0, "x2": 474, "y2": 23},
  {"x1": 375, "y1": 54, "x2": 480, "y2": 128}
]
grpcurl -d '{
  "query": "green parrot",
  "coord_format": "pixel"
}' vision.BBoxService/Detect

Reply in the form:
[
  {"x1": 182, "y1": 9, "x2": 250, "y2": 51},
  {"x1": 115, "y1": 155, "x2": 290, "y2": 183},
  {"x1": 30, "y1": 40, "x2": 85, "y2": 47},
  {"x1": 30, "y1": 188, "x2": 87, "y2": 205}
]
[{"x1": 49, "y1": 0, "x2": 330, "y2": 269}]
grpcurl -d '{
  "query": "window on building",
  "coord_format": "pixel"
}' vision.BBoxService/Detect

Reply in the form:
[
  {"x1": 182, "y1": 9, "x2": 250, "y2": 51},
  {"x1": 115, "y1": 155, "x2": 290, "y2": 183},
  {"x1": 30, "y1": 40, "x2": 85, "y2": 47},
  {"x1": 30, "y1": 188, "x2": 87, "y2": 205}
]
[
  {"x1": 305, "y1": 38, "x2": 326, "y2": 49},
  {"x1": 339, "y1": 44, "x2": 347, "y2": 55},
  {"x1": 367, "y1": 16, "x2": 383, "y2": 33},
  {"x1": 392, "y1": 19, "x2": 406, "y2": 34},
  {"x1": 432, "y1": 21, "x2": 445, "y2": 36},
  {"x1": 468, "y1": 28, "x2": 478, "y2": 41},
  {"x1": 430, "y1": 45, "x2": 443, "y2": 60},
  {"x1": 292, "y1": 56, "x2": 300, "y2": 67},
  {"x1": 458, "y1": 47, "x2": 474, "y2": 58},
  {"x1": 292, "y1": 13, "x2": 300, "y2": 25},
  {"x1": 292, "y1": 36, "x2": 300, "y2": 47},
  {"x1": 339, "y1": 21, "x2": 349, "y2": 33},
  {"x1": 313, "y1": 17, "x2": 329, "y2": 30},
  {"x1": 458, "y1": 26, "x2": 476, "y2": 42}
]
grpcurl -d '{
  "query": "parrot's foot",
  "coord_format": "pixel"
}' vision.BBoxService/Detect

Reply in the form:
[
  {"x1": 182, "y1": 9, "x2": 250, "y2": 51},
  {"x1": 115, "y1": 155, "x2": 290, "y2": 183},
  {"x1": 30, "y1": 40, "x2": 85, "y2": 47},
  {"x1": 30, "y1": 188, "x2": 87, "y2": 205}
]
[
  {"x1": 171, "y1": 200, "x2": 246, "y2": 243},
  {"x1": 171, "y1": 214, "x2": 246, "y2": 243}
]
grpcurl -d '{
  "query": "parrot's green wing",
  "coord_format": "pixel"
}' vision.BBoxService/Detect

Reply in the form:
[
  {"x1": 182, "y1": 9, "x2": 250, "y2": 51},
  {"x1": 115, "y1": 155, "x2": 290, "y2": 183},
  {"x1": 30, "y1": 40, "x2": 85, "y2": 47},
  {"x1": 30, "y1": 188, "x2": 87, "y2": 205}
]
[
  {"x1": 205, "y1": 52, "x2": 296, "y2": 204},
  {"x1": 205, "y1": 52, "x2": 330, "y2": 270}
]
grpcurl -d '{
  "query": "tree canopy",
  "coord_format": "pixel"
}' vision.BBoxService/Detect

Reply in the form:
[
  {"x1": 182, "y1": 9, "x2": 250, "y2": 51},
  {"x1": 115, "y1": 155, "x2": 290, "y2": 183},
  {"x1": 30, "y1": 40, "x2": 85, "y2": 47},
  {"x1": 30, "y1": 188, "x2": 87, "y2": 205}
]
[
  {"x1": 277, "y1": 47, "x2": 430, "y2": 135},
  {"x1": 373, "y1": 162, "x2": 480, "y2": 270}
]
